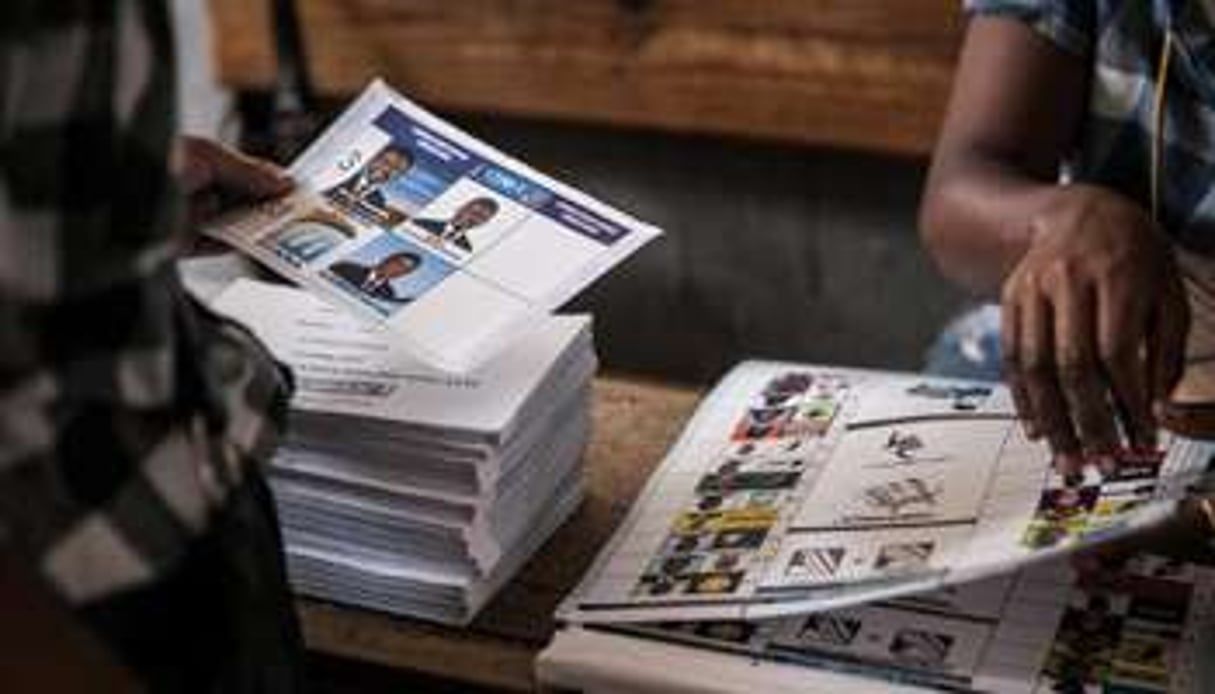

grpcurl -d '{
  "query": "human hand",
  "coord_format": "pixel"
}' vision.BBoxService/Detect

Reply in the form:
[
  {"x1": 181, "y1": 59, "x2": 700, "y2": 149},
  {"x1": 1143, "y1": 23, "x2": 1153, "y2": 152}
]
[
  {"x1": 1000, "y1": 184, "x2": 1189, "y2": 471},
  {"x1": 180, "y1": 136, "x2": 293, "y2": 230}
]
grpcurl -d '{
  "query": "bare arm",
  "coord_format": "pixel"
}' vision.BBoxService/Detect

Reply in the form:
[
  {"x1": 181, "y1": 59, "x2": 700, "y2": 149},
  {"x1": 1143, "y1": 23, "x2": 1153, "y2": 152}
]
[
  {"x1": 920, "y1": 17, "x2": 1088, "y2": 294},
  {"x1": 920, "y1": 17, "x2": 1189, "y2": 464}
]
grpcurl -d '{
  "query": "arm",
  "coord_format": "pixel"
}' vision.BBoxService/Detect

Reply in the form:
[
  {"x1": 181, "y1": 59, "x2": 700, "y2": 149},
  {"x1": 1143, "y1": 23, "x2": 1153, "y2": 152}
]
[
  {"x1": 920, "y1": 16, "x2": 1087, "y2": 294},
  {"x1": 920, "y1": 17, "x2": 1189, "y2": 464}
]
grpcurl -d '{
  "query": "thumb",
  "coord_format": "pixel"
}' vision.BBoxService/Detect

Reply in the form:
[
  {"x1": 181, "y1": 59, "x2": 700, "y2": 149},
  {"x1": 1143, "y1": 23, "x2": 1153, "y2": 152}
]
[{"x1": 181, "y1": 137, "x2": 293, "y2": 198}]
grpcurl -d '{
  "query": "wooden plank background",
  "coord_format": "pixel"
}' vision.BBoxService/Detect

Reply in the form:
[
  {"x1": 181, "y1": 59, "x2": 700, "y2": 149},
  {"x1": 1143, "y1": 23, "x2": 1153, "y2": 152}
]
[{"x1": 208, "y1": 0, "x2": 964, "y2": 155}]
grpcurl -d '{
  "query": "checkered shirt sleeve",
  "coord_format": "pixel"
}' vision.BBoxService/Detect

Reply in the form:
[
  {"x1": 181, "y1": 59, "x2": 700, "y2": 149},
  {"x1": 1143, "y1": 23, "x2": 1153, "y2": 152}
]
[
  {"x1": 0, "y1": 1, "x2": 290, "y2": 605},
  {"x1": 964, "y1": 0, "x2": 1096, "y2": 58}
]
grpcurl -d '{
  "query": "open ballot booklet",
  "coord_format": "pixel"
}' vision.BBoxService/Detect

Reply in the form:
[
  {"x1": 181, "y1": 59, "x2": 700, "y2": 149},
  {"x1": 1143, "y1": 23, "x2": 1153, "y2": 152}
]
[
  {"x1": 541, "y1": 362, "x2": 1215, "y2": 692},
  {"x1": 205, "y1": 80, "x2": 659, "y2": 373}
]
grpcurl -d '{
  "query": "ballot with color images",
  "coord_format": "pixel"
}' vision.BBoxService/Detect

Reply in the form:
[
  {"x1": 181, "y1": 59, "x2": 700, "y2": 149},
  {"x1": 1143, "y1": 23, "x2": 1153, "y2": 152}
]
[
  {"x1": 204, "y1": 80, "x2": 659, "y2": 373},
  {"x1": 540, "y1": 361, "x2": 1215, "y2": 692}
]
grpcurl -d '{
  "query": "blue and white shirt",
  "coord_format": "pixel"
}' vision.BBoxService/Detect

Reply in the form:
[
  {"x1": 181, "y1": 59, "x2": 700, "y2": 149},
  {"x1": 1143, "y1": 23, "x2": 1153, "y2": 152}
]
[{"x1": 967, "y1": 0, "x2": 1215, "y2": 254}]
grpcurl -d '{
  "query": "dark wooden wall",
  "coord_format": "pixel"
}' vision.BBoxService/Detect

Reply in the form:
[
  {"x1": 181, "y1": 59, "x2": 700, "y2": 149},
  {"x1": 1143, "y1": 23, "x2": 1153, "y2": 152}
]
[{"x1": 210, "y1": 0, "x2": 963, "y2": 156}]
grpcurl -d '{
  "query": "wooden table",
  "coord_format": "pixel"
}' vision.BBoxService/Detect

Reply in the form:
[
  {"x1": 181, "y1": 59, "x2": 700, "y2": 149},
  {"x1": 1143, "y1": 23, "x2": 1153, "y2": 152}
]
[{"x1": 296, "y1": 376, "x2": 704, "y2": 691}]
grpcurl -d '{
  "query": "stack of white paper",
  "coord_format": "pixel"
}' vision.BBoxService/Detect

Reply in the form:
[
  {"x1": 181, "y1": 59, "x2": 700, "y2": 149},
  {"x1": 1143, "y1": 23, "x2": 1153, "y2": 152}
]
[{"x1": 211, "y1": 279, "x2": 596, "y2": 625}]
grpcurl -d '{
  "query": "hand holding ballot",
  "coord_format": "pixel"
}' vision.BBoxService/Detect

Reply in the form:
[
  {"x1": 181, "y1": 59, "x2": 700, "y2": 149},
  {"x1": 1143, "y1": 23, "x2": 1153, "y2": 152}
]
[
  {"x1": 996, "y1": 186, "x2": 1189, "y2": 468},
  {"x1": 558, "y1": 362, "x2": 1215, "y2": 625},
  {"x1": 204, "y1": 80, "x2": 661, "y2": 372},
  {"x1": 180, "y1": 136, "x2": 295, "y2": 245}
]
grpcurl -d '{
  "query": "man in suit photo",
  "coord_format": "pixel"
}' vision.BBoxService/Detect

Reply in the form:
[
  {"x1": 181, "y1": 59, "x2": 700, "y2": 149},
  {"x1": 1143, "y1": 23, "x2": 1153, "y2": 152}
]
[
  {"x1": 413, "y1": 196, "x2": 500, "y2": 253},
  {"x1": 328, "y1": 250, "x2": 422, "y2": 304},
  {"x1": 324, "y1": 144, "x2": 413, "y2": 226}
]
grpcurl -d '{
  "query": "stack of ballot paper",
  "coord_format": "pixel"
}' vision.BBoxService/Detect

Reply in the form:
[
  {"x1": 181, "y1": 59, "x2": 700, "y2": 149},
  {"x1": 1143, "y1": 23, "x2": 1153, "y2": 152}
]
[
  {"x1": 211, "y1": 279, "x2": 596, "y2": 625},
  {"x1": 193, "y1": 77, "x2": 661, "y2": 625}
]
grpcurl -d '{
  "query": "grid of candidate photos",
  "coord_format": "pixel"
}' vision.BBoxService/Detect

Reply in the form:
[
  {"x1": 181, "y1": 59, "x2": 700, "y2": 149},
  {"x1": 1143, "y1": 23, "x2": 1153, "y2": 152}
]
[
  {"x1": 1037, "y1": 554, "x2": 1205, "y2": 693},
  {"x1": 256, "y1": 103, "x2": 640, "y2": 322},
  {"x1": 629, "y1": 370, "x2": 1012, "y2": 602},
  {"x1": 613, "y1": 552, "x2": 1215, "y2": 693},
  {"x1": 632, "y1": 371, "x2": 852, "y2": 599},
  {"x1": 1022, "y1": 447, "x2": 1168, "y2": 550}
]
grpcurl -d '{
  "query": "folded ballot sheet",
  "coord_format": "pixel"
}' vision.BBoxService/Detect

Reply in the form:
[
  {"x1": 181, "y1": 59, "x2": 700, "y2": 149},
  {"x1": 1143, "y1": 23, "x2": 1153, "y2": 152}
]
[
  {"x1": 540, "y1": 360, "x2": 1215, "y2": 692},
  {"x1": 204, "y1": 79, "x2": 660, "y2": 373},
  {"x1": 210, "y1": 278, "x2": 595, "y2": 624}
]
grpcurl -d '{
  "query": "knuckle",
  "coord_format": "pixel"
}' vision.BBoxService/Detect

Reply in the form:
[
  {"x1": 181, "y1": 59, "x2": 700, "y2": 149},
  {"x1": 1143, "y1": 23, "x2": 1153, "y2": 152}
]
[
  {"x1": 1094, "y1": 239, "x2": 1140, "y2": 274},
  {"x1": 1041, "y1": 258, "x2": 1079, "y2": 288},
  {"x1": 1028, "y1": 215, "x2": 1053, "y2": 238},
  {"x1": 1000, "y1": 278, "x2": 1022, "y2": 306},
  {"x1": 1091, "y1": 255, "x2": 1124, "y2": 279},
  {"x1": 1021, "y1": 272, "x2": 1047, "y2": 297}
]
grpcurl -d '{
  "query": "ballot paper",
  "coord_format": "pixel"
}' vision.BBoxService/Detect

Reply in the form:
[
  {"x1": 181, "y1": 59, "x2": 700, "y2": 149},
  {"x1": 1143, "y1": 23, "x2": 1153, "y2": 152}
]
[
  {"x1": 272, "y1": 400, "x2": 592, "y2": 573},
  {"x1": 289, "y1": 467, "x2": 586, "y2": 625},
  {"x1": 558, "y1": 361, "x2": 1215, "y2": 625},
  {"x1": 208, "y1": 278, "x2": 596, "y2": 624},
  {"x1": 540, "y1": 553, "x2": 1215, "y2": 693},
  {"x1": 205, "y1": 79, "x2": 660, "y2": 372},
  {"x1": 211, "y1": 278, "x2": 593, "y2": 448}
]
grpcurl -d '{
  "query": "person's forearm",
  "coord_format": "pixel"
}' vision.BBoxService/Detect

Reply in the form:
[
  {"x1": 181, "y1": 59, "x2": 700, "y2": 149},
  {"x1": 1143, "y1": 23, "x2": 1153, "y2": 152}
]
[
  {"x1": 919, "y1": 17, "x2": 1091, "y2": 297},
  {"x1": 919, "y1": 148, "x2": 1065, "y2": 297},
  {"x1": 0, "y1": 549, "x2": 139, "y2": 692}
]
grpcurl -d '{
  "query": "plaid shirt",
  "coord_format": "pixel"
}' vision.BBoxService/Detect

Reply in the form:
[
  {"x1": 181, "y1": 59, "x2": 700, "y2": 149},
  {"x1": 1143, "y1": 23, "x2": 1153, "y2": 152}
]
[
  {"x1": 0, "y1": 1, "x2": 289, "y2": 606},
  {"x1": 967, "y1": 0, "x2": 1215, "y2": 254}
]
